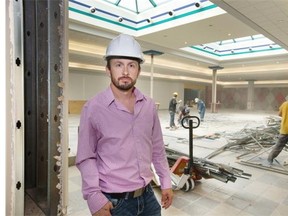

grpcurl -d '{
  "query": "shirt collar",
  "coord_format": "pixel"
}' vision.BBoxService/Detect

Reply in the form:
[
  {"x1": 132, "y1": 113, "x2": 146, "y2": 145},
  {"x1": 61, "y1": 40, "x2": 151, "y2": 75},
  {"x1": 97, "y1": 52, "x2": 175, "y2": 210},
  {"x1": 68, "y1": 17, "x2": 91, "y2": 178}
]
[{"x1": 103, "y1": 86, "x2": 146, "y2": 107}]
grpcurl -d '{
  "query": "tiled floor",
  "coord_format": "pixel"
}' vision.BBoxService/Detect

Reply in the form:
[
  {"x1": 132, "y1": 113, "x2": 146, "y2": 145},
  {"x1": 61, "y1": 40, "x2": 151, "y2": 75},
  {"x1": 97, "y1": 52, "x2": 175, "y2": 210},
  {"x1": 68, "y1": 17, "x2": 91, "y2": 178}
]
[{"x1": 68, "y1": 108, "x2": 288, "y2": 216}]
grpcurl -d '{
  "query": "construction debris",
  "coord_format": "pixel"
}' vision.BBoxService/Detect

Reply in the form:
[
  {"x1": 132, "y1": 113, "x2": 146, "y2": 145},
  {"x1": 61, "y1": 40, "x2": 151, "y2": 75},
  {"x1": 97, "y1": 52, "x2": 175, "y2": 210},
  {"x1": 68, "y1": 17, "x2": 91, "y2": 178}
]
[
  {"x1": 205, "y1": 116, "x2": 281, "y2": 160},
  {"x1": 165, "y1": 147, "x2": 252, "y2": 184},
  {"x1": 195, "y1": 133, "x2": 221, "y2": 140},
  {"x1": 202, "y1": 116, "x2": 288, "y2": 175}
]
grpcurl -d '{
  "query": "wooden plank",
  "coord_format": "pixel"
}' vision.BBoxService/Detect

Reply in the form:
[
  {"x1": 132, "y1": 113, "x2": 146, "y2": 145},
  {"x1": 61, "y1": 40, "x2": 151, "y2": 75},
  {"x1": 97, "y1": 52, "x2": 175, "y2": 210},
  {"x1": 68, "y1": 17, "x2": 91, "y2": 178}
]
[{"x1": 69, "y1": 100, "x2": 86, "y2": 114}]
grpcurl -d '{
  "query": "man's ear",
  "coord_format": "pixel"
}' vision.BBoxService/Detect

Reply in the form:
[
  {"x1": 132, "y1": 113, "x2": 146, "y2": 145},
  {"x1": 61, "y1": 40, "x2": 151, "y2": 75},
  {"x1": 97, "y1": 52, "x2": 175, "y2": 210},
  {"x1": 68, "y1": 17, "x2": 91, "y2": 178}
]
[
  {"x1": 136, "y1": 68, "x2": 141, "y2": 77},
  {"x1": 105, "y1": 66, "x2": 111, "y2": 77}
]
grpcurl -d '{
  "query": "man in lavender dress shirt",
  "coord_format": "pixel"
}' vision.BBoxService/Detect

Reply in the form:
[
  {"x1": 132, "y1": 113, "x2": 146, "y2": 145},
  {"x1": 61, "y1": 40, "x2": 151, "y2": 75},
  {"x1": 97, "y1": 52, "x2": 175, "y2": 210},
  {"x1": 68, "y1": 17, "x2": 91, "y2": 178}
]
[{"x1": 76, "y1": 34, "x2": 173, "y2": 216}]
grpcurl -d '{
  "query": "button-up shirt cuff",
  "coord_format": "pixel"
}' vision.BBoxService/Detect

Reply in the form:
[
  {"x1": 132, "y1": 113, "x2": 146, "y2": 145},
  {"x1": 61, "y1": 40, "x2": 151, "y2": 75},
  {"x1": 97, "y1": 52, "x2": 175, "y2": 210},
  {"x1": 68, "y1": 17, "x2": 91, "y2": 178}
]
[
  {"x1": 160, "y1": 177, "x2": 172, "y2": 190},
  {"x1": 87, "y1": 192, "x2": 109, "y2": 215}
]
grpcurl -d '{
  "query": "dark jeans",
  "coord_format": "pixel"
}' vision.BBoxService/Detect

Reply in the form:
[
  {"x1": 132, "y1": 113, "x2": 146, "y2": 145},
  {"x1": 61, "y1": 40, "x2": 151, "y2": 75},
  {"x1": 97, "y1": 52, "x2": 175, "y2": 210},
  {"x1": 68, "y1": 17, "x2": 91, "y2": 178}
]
[
  {"x1": 169, "y1": 111, "x2": 175, "y2": 127},
  {"x1": 104, "y1": 184, "x2": 161, "y2": 216},
  {"x1": 199, "y1": 108, "x2": 205, "y2": 121},
  {"x1": 268, "y1": 134, "x2": 288, "y2": 161}
]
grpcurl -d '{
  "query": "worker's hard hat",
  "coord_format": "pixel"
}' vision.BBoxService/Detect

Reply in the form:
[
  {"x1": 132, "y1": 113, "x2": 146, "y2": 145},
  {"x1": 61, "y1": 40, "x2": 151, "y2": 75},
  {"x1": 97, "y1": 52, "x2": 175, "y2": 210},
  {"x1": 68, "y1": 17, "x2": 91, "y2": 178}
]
[
  {"x1": 285, "y1": 95, "x2": 288, "y2": 101},
  {"x1": 195, "y1": 98, "x2": 199, "y2": 103},
  {"x1": 173, "y1": 92, "x2": 178, "y2": 96},
  {"x1": 104, "y1": 34, "x2": 145, "y2": 63}
]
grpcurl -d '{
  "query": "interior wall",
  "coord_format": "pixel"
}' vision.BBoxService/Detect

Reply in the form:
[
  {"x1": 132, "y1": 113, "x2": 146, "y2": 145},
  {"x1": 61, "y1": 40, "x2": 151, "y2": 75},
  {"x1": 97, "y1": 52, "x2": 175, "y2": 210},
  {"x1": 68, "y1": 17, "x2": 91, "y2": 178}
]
[
  {"x1": 184, "y1": 82, "x2": 207, "y2": 106},
  {"x1": 69, "y1": 71, "x2": 288, "y2": 112},
  {"x1": 69, "y1": 71, "x2": 110, "y2": 100},
  {"x1": 220, "y1": 88, "x2": 248, "y2": 110},
  {"x1": 254, "y1": 87, "x2": 288, "y2": 110},
  {"x1": 69, "y1": 70, "x2": 184, "y2": 110},
  {"x1": 219, "y1": 87, "x2": 288, "y2": 111}
]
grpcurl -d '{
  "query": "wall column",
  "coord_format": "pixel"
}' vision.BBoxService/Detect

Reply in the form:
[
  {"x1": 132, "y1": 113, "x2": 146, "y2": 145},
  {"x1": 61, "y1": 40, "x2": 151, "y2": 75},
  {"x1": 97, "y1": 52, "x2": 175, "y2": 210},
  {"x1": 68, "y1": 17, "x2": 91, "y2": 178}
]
[
  {"x1": 23, "y1": 0, "x2": 69, "y2": 214},
  {"x1": 209, "y1": 66, "x2": 224, "y2": 113},
  {"x1": 247, "y1": 80, "x2": 255, "y2": 110},
  {"x1": 143, "y1": 50, "x2": 163, "y2": 99}
]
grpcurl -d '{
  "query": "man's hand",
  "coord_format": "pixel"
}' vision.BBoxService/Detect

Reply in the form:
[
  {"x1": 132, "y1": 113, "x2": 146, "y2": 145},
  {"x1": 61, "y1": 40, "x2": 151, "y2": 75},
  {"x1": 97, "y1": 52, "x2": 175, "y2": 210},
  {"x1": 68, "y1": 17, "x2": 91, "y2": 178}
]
[
  {"x1": 92, "y1": 202, "x2": 113, "y2": 216},
  {"x1": 161, "y1": 188, "x2": 173, "y2": 209}
]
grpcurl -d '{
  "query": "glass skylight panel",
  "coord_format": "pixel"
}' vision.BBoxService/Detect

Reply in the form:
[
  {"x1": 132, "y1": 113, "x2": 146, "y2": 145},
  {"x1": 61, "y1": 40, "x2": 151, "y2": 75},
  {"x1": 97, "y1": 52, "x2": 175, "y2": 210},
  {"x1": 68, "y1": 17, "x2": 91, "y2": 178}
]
[{"x1": 102, "y1": 0, "x2": 172, "y2": 14}]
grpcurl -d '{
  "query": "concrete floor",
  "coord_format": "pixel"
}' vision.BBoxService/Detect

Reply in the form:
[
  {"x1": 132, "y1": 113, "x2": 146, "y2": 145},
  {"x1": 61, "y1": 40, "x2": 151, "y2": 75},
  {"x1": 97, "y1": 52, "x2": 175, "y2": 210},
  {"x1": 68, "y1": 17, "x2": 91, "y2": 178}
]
[{"x1": 68, "y1": 108, "x2": 288, "y2": 216}]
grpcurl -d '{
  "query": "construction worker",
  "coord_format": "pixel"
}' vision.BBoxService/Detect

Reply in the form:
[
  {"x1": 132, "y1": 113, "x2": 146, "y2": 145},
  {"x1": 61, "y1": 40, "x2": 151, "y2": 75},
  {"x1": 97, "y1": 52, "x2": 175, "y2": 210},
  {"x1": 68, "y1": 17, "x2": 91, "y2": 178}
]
[
  {"x1": 76, "y1": 34, "x2": 173, "y2": 216},
  {"x1": 177, "y1": 101, "x2": 190, "y2": 126},
  {"x1": 195, "y1": 97, "x2": 206, "y2": 121},
  {"x1": 267, "y1": 95, "x2": 288, "y2": 164},
  {"x1": 168, "y1": 92, "x2": 182, "y2": 130}
]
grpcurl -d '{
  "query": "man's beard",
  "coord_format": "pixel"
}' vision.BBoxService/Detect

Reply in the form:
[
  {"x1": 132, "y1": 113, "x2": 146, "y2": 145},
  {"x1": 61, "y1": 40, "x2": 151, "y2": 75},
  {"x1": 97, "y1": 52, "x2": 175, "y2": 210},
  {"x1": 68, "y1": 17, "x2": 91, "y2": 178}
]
[{"x1": 111, "y1": 76, "x2": 136, "y2": 91}]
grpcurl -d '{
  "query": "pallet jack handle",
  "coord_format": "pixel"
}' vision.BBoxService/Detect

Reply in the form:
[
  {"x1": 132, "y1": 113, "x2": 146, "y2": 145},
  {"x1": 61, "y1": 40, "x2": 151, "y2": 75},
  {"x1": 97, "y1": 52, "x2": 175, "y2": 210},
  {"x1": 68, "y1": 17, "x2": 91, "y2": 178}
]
[{"x1": 181, "y1": 116, "x2": 200, "y2": 175}]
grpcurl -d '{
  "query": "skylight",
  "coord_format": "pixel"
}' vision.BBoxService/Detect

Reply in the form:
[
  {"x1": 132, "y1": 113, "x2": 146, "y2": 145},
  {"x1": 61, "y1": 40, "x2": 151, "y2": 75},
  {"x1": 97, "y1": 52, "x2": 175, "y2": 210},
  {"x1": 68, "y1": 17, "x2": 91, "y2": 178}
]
[
  {"x1": 181, "y1": 34, "x2": 287, "y2": 60},
  {"x1": 102, "y1": 0, "x2": 172, "y2": 14}
]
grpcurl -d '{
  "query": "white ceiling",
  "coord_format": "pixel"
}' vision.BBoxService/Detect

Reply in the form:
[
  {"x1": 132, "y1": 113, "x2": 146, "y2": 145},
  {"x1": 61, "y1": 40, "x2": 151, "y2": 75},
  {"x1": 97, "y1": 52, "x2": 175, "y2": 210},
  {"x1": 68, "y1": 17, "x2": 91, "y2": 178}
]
[{"x1": 68, "y1": 0, "x2": 288, "y2": 87}]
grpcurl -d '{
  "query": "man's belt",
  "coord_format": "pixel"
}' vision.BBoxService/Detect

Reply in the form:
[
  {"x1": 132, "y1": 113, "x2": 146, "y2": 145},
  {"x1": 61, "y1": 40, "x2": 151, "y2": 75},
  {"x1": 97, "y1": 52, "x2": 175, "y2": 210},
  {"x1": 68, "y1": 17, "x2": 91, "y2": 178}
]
[{"x1": 103, "y1": 184, "x2": 149, "y2": 199}]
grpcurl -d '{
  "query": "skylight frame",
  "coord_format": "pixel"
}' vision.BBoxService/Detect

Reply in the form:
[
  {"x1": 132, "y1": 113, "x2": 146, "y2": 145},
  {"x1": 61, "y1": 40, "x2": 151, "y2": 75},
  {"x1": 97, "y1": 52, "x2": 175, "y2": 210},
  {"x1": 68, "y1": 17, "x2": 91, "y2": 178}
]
[{"x1": 102, "y1": 0, "x2": 172, "y2": 14}]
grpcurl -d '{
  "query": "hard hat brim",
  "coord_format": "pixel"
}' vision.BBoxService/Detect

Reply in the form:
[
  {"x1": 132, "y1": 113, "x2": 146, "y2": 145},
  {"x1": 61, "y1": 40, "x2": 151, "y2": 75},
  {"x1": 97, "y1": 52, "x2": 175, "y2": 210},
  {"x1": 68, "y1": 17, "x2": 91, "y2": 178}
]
[{"x1": 104, "y1": 55, "x2": 145, "y2": 64}]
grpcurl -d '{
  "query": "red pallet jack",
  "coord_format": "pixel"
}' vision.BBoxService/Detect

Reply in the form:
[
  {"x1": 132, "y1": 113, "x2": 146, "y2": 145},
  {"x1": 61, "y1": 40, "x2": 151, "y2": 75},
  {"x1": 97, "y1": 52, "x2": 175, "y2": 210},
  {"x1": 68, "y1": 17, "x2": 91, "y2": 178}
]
[
  {"x1": 152, "y1": 115, "x2": 252, "y2": 191},
  {"x1": 152, "y1": 115, "x2": 201, "y2": 191},
  {"x1": 169, "y1": 115, "x2": 201, "y2": 191}
]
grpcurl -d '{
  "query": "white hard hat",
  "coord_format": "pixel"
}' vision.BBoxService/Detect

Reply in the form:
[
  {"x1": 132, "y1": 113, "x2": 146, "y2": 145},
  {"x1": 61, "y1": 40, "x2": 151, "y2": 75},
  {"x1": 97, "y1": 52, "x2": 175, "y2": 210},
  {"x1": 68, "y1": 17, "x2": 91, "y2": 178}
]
[
  {"x1": 195, "y1": 98, "x2": 199, "y2": 102},
  {"x1": 285, "y1": 95, "x2": 288, "y2": 101},
  {"x1": 104, "y1": 34, "x2": 145, "y2": 63},
  {"x1": 173, "y1": 92, "x2": 178, "y2": 96}
]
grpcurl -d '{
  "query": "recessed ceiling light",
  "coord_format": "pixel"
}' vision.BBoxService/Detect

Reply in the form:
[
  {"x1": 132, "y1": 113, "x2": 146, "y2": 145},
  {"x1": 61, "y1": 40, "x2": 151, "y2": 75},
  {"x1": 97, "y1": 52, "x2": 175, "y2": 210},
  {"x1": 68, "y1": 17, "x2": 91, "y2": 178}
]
[
  {"x1": 118, "y1": 17, "x2": 123, "y2": 22},
  {"x1": 146, "y1": 18, "x2": 153, "y2": 23},
  {"x1": 168, "y1": 11, "x2": 175, "y2": 16},
  {"x1": 195, "y1": 1, "x2": 202, "y2": 8}
]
